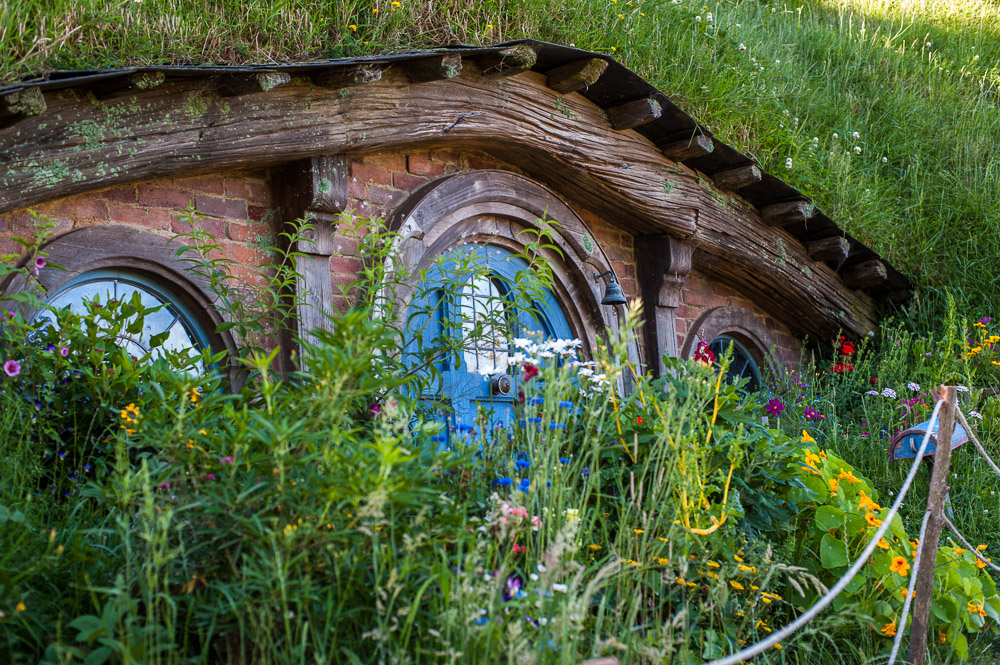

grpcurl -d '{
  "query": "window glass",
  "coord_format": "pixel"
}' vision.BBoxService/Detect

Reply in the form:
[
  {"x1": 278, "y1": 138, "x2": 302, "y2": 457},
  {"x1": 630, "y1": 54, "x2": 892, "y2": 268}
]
[
  {"x1": 709, "y1": 334, "x2": 761, "y2": 392},
  {"x1": 35, "y1": 271, "x2": 209, "y2": 363}
]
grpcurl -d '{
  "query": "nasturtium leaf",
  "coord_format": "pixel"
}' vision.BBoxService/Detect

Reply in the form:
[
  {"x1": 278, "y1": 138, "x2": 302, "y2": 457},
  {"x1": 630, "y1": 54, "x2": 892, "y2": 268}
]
[
  {"x1": 821, "y1": 532, "x2": 849, "y2": 569},
  {"x1": 815, "y1": 505, "x2": 845, "y2": 531}
]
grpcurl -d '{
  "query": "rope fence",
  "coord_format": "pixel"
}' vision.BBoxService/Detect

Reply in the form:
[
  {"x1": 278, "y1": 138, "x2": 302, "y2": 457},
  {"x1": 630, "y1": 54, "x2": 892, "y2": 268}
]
[
  {"x1": 702, "y1": 399, "x2": 945, "y2": 665},
  {"x1": 954, "y1": 406, "x2": 1000, "y2": 479}
]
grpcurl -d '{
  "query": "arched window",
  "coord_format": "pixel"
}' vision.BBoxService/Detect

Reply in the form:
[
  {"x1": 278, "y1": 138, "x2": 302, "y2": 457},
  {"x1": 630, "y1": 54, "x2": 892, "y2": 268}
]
[
  {"x1": 35, "y1": 270, "x2": 211, "y2": 362},
  {"x1": 709, "y1": 334, "x2": 761, "y2": 392}
]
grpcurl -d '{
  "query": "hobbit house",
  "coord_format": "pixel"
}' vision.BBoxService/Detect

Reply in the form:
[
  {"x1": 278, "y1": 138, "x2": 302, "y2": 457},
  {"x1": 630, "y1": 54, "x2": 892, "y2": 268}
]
[{"x1": 0, "y1": 40, "x2": 910, "y2": 407}]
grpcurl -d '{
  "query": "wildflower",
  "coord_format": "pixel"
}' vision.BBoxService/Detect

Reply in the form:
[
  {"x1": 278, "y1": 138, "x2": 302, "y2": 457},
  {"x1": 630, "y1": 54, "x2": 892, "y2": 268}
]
[
  {"x1": 693, "y1": 341, "x2": 715, "y2": 365},
  {"x1": 881, "y1": 621, "x2": 897, "y2": 636},
  {"x1": 523, "y1": 364, "x2": 539, "y2": 381},
  {"x1": 852, "y1": 131, "x2": 860, "y2": 140},
  {"x1": 858, "y1": 490, "x2": 881, "y2": 512},
  {"x1": 706, "y1": 561, "x2": 721, "y2": 568},
  {"x1": 348, "y1": 24, "x2": 357, "y2": 31},
  {"x1": 838, "y1": 468, "x2": 860, "y2": 483},
  {"x1": 33, "y1": 257, "x2": 46, "y2": 276},
  {"x1": 969, "y1": 602, "x2": 987, "y2": 617},
  {"x1": 881, "y1": 388, "x2": 897, "y2": 398},
  {"x1": 957, "y1": 385, "x2": 969, "y2": 393},
  {"x1": 785, "y1": 157, "x2": 793, "y2": 169},
  {"x1": 495, "y1": 477, "x2": 513, "y2": 486},
  {"x1": 833, "y1": 132, "x2": 839, "y2": 139},
  {"x1": 764, "y1": 397, "x2": 785, "y2": 417},
  {"x1": 829, "y1": 478, "x2": 839, "y2": 493},
  {"x1": 589, "y1": 544, "x2": 601, "y2": 550},
  {"x1": 730, "y1": 580, "x2": 745, "y2": 590},
  {"x1": 733, "y1": 554, "x2": 744, "y2": 562},
  {"x1": 3, "y1": 359, "x2": 20, "y2": 377},
  {"x1": 853, "y1": 146, "x2": 862, "y2": 154},
  {"x1": 890, "y1": 556, "x2": 910, "y2": 576},
  {"x1": 552, "y1": 583, "x2": 568, "y2": 593},
  {"x1": 15, "y1": 602, "x2": 26, "y2": 612},
  {"x1": 877, "y1": 538, "x2": 889, "y2": 550},
  {"x1": 515, "y1": 459, "x2": 531, "y2": 468},
  {"x1": 739, "y1": 43, "x2": 747, "y2": 51},
  {"x1": 774, "y1": 644, "x2": 783, "y2": 650},
  {"x1": 882, "y1": 157, "x2": 888, "y2": 163},
  {"x1": 59, "y1": 347, "x2": 69, "y2": 357},
  {"x1": 516, "y1": 478, "x2": 530, "y2": 492},
  {"x1": 624, "y1": 559, "x2": 641, "y2": 566},
  {"x1": 970, "y1": 411, "x2": 983, "y2": 420},
  {"x1": 978, "y1": 544, "x2": 988, "y2": 551},
  {"x1": 738, "y1": 564, "x2": 754, "y2": 572},
  {"x1": 907, "y1": 382, "x2": 920, "y2": 391},
  {"x1": 955, "y1": 547, "x2": 966, "y2": 555},
  {"x1": 865, "y1": 512, "x2": 883, "y2": 528},
  {"x1": 801, "y1": 430, "x2": 816, "y2": 443},
  {"x1": 803, "y1": 407, "x2": 823, "y2": 421},
  {"x1": 633, "y1": 529, "x2": 645, "y2": 535},
  {"x1": 656, "y1": 557, "x2": 669, "y2": 565},
  {"x1": 976, "y1": 558, "x2": 990, "y2": 569},
  {"x1": 865, "y1": 390, "x2": 879, "y2": 396}
]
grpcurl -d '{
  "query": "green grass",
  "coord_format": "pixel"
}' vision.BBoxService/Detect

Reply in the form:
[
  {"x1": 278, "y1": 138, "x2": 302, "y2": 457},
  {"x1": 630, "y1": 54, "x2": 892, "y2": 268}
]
[{"x1": 3, "y1": 0, "x2": 1000, "y2": 324}]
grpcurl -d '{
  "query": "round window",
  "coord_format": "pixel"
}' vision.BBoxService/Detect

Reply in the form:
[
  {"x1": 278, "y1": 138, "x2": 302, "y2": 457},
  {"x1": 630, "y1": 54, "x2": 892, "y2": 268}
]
[
  {"x1": 34, "y1": 271, "x2": 210, "y2": 363},
  {"x1": 709, "y1": 334, "x2": 761, "y2": 392}
]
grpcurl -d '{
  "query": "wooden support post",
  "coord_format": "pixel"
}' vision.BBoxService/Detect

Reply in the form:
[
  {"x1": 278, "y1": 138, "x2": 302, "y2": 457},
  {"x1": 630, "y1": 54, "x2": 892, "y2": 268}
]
[
  {"x1": 545, "y1": 57, "x2": 609, "y2": 94},
  {"x1": 0, "y1": 87, "x2": 46, "y2": 129},
  {"x1": 841, "y1": 259, "x2": 887, "y2": 289},
  {"x1": 908, "y1": 386, "x2": 956, "y2": 665},
  {"x1": 712, "y1": 164, "x2": 762, "y2": 191},
  {"x1": 402, "y1": 54, "x2": 463, "y2": 83},
  {"x1": 660, "y1": 134, "x2": 714, "y2": 161},
  {"x1": 805, "y1": 235, "x2": 850, "y2": 263},
  {"x1": 760, "y1": 199, "x2": 815, "y2": 226},
  {"x1": 606, "y1": 97, "x2": 662, "y2": 130},
  {"x1": 635, "y1": 235, "x2": 692, "y2": 376}
]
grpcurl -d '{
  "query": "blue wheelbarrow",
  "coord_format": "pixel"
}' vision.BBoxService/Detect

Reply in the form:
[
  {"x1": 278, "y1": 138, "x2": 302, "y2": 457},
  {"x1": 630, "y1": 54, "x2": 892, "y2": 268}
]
[{"x1": 888, "y1": 416, "x2": 969, "y2": 518}]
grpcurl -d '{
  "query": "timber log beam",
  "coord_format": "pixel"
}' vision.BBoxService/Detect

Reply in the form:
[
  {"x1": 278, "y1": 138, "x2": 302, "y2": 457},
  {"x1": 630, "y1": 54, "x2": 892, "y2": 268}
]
[{"x1": 0, "y1": 67, "x2": 877, "y2": 338}]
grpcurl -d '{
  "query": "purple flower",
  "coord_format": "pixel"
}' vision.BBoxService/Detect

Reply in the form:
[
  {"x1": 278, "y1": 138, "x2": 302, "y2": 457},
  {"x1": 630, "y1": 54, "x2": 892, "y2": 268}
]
[
  {"x1": 46, "y1": 344, "x2": 56, "y2": 353},
  {"x1": 221, "y1": 456, "x2": 235, "y2": 464},
  {"x1": 980, "y1": 317, "x2": 993, "y2": 325},
  {"x1": 59, "y1": 347, "x2": 69, "y2": 357},
  {"x1": 32, "y1": 257, "x2": 46, "y2": 276},
  {"x1": 503, "y1": 575, "x2": 523, "y2": 602},
  {"x1": 764, "y1": 397, "x2": 785, "y2": 417},
  {"x1": 3, "y1": 359, "x2": 20, "y2": 377},
  {"x1": 803, "y1": 407, "x2": 824, "y2": 421}
]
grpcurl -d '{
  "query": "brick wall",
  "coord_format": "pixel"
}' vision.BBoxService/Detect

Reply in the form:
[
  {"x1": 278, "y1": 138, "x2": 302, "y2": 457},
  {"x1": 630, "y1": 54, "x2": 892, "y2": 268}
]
[
  {"x1": 676, "y1": 270, "x2": 803, "y2": 372},
  {"x1": 0, "y1": 170, "x2": 277, "y2": 289}
]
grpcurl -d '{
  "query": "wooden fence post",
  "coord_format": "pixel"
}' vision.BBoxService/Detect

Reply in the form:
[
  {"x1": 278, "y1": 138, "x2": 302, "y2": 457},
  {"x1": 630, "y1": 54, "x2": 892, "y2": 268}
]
[{"x1": 907, "y1": 385, "x2": 957, "y2": 665}]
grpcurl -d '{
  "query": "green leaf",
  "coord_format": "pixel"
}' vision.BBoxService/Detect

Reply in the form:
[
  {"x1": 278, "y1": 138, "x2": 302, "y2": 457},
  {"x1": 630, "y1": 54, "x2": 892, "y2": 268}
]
[
  {"x1": 815, "y1": 505, "x2": 845, "y2": 531},
  {"x1": 821, "y1": 532, "x2": 849, "y2": 569},
  {"x1": 951, "y1": 632, "x2": 968, "y2": 660},
  {"x1": 932, "y1": 595, "x2": 958, "y2": 622}
]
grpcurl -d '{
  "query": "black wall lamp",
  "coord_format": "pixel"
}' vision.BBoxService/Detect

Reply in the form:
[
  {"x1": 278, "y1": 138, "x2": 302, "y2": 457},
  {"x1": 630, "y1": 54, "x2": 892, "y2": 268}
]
[{"x1": 593, "y1": 270, "x2": 628, "y2": 306}]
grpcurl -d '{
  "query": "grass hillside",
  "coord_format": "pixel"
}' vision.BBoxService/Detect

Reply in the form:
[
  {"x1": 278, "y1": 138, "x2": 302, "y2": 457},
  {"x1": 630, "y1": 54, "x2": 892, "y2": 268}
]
[{"x1": 3, "y1": 0, "x2": 1000, "y2": 324}]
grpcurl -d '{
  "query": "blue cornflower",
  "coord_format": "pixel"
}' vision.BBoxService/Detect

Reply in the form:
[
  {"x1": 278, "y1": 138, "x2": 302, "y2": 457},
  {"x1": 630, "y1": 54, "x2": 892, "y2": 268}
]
[
  {"x1": 581, "y1": 467, "x2": 590, "y2": 477},
  {"x1": 430, "y1": 434, "x2": 447, "y2": 443},
  {"x1": 473, "y1": 616, "x2": 489, "y2": 625},
  {"x1": 529, "y1": 396, "x2": 544, "y2": 406},
  {"x1": 548, "y1": 422, "x2": 566, "y2": 430},
  {"x1": 515, "y1": 459, "x2": 531, "y2": 468},
  {"x1": 517, "y1": 478, "x2": 531, "y2": 492},
  {"x1": 528, "y1": 417, "x2": 542, "y2": 424},
  {"x1": 495, "y1": 477, "x2": 513, "y2": 487},
  {"x1": 457, "y1": 423, "x2": 473, "y2": 432},
  {"x1": 559, "y1": 457, "x2": 571, "y2": 464},
  {"x1": 559, "y1": 401, "x2": 573, "y2": 409}
]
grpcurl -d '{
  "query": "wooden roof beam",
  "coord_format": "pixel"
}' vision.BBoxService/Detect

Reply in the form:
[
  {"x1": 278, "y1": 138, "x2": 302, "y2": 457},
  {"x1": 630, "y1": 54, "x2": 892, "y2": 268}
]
[
  {"x1": 661, "y1": 134, "x2": 714, "y2": 162},
  {"x1": 402, "y1": 54, "x2": 463, "y2": 83},
  {"x1": 760, "y1": 200, "x2": 816, "y2": 227},
  {"x1": 712, "y1": 164, "x2": 762, "y2": 192},
  {"x1": 476, "y1": 44, "x2": 537, "y2": 77},
  {"x1": 217, "y1": 71, "x2": 293, "y2": 97},
  {"x1": 606, "y1": 97, "x2": 662, "y2": 130},
  {"x1": 841, "y1": 259, "x2": 887, "y2": 289},
  {"x1": 312, "y1": 65, "x2": 385, "y2": 89},
  {"x1": 93, "y1": 71, "x2": 166, "y2": 99},
  {"x1": 805, "y1": 235, "x2": 850, "y2": 263},
  {"x1": 0, "y1": 88, "x2": 46, "y2": 129},
  {"x1": 546, "y1": 57, "x2": 609, "y2": 94}
]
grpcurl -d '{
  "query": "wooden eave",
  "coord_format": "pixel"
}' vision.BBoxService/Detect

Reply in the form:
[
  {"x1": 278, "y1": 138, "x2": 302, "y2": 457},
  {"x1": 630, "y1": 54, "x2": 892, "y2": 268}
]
[{"x1": 0, "y1": 39, "x2": 911, "y2": 339}]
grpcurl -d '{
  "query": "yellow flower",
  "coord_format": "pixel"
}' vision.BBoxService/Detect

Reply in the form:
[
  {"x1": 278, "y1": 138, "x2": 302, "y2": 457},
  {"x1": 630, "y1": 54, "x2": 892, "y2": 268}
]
[
  {"x1": 391, "y1": 0, "x2": 401, "y2": 6},
  {"x1": 968, "y1": 602, "x2": 987, "y2": 617},
  {"x1": 858, "y1": 490, "x2": 881, "y2": 512},
  {"x1": 658, "y1": 537, "x2": 668, "y2": 542},
  {"x1": 837, "y1": 468, "x2": 860, "y2": 483},
  {"x1": 738, "y1": 564, "x2": 754, "y2": 572},
  {"x1": 802, "y1": 465, "x2": 822, "y2": 476},
  {"x1": 624, "y1": 559, "x2": 641, "y2": 566},
  {"x1": 761, "y1": 597, "x2": 772, "y2": 604},
  {"x1": 828, "y1": 478, "x2": 839, "y2": 493},
  {"x1": 675, "y1": 577, "x2": 687, "y2": 585},
  {"x1": 706, "y1": 572, "x2": 720, "y2": 579},
  {"x1": 706, "y1": 561, "x2": 720, "y2": 568},
  {"x1": 372, "y1": 7, "x2": 378, "y2": 13},
  {"x1": 487, "y1": 23, "x2": 494, "y2": 29},
  {"x1": 733, "y1": 554, "x2": 744, "y2": 562},
  {"x1": 876, "y1": 538, "x2": 890, "y2": 550},
  {"x1": 588, "y1": 544, "x2": 602, "y2": 550},
  {"x1": 617, "y1": 13, "x2": 624, "y2": 18},
  {"x1": 610, "y1": 46, "x2": 617, "y2": 52},
  {"x1": 804, "y1": 450, "x2": 822, "y2": 468},
  {"x1": 348, "y1": 24, "x2": 357, "y2": 31},
  {"x1": 900, "y1": 589, "x2": 910, "y2": 599},
  {"x1": 955, "y1": 547, "x2": 966, "y2": 556},
  {"x1": 774, "y1": 644, "x2": 783, "y2": 650},
  {"x1": 656, "y1": 557, "x2": 670, "y2": 565},
  {"x1": 633, "y1": 529, "x2": 645, "y2": 535},
  {"x1": 801, "y1": 430, "x2": 816, "y2": 443},
  {"x1": 978, "y1": 544, "x2": 988, "y2": 551},
  {"x1": 15, "y1": 602, "x2": 26, "y2": 612},
  {"x1": 730, "y1": 580, "x2": 745, "y2": 590},
  {"x1": 865, "y1": 512, "x2": 883, "y2": 528},
  {"x1": 881, "y1": 621, "x2": 897, "y2": 637},
  {"x1": 890, "y1": 556, "x2": 910, "y2": 577},
  {"x1": 976, "y1": 557, "x2": 990, "y2": 569}
]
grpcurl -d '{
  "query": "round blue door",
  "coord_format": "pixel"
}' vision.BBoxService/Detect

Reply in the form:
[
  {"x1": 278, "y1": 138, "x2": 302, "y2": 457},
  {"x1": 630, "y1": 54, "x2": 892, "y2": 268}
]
[{"x1": 405, "y1": 244, "x2": 573, "y2": 443}]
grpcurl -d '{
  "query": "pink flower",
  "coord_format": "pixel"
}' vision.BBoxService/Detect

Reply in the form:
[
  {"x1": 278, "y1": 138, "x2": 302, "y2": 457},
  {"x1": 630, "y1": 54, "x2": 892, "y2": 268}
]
[
  {"x1": 512, "y1": 542, "x2": 525, "y2": 554},
  {"x1": 59, "y1": 347, "x2": 69, "y2": 357},
  {"x1": 32, "y1": 257, "x2": 46, "y2": 276},
  {"x1": 3, "y1": 360, "x2": 20, "y2": 377},
  {"x1": 531, "y1": 515, "x2": 541, "y2": 528},
  {"x1": 523, "y1": 364, "x2": 539, "y2": 381},
  {"x1": 221, "y1": 456, "x2": 235, "y2": 464}
]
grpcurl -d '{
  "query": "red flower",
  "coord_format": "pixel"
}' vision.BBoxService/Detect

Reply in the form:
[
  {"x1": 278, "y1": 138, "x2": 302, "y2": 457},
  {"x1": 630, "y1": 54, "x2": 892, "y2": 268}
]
[
  {"x1": 693, "y1": 341, "x2": 716, "y2": 365},
  {"x1": 523, "y1": 364, "x2": 539, "y2": 381},
  {"x1": 869, "y1": 377, "x2": 879, "y2": 385},
  {"x1": 840, "y1": 340, "x2": 855, "y2": 356}
]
